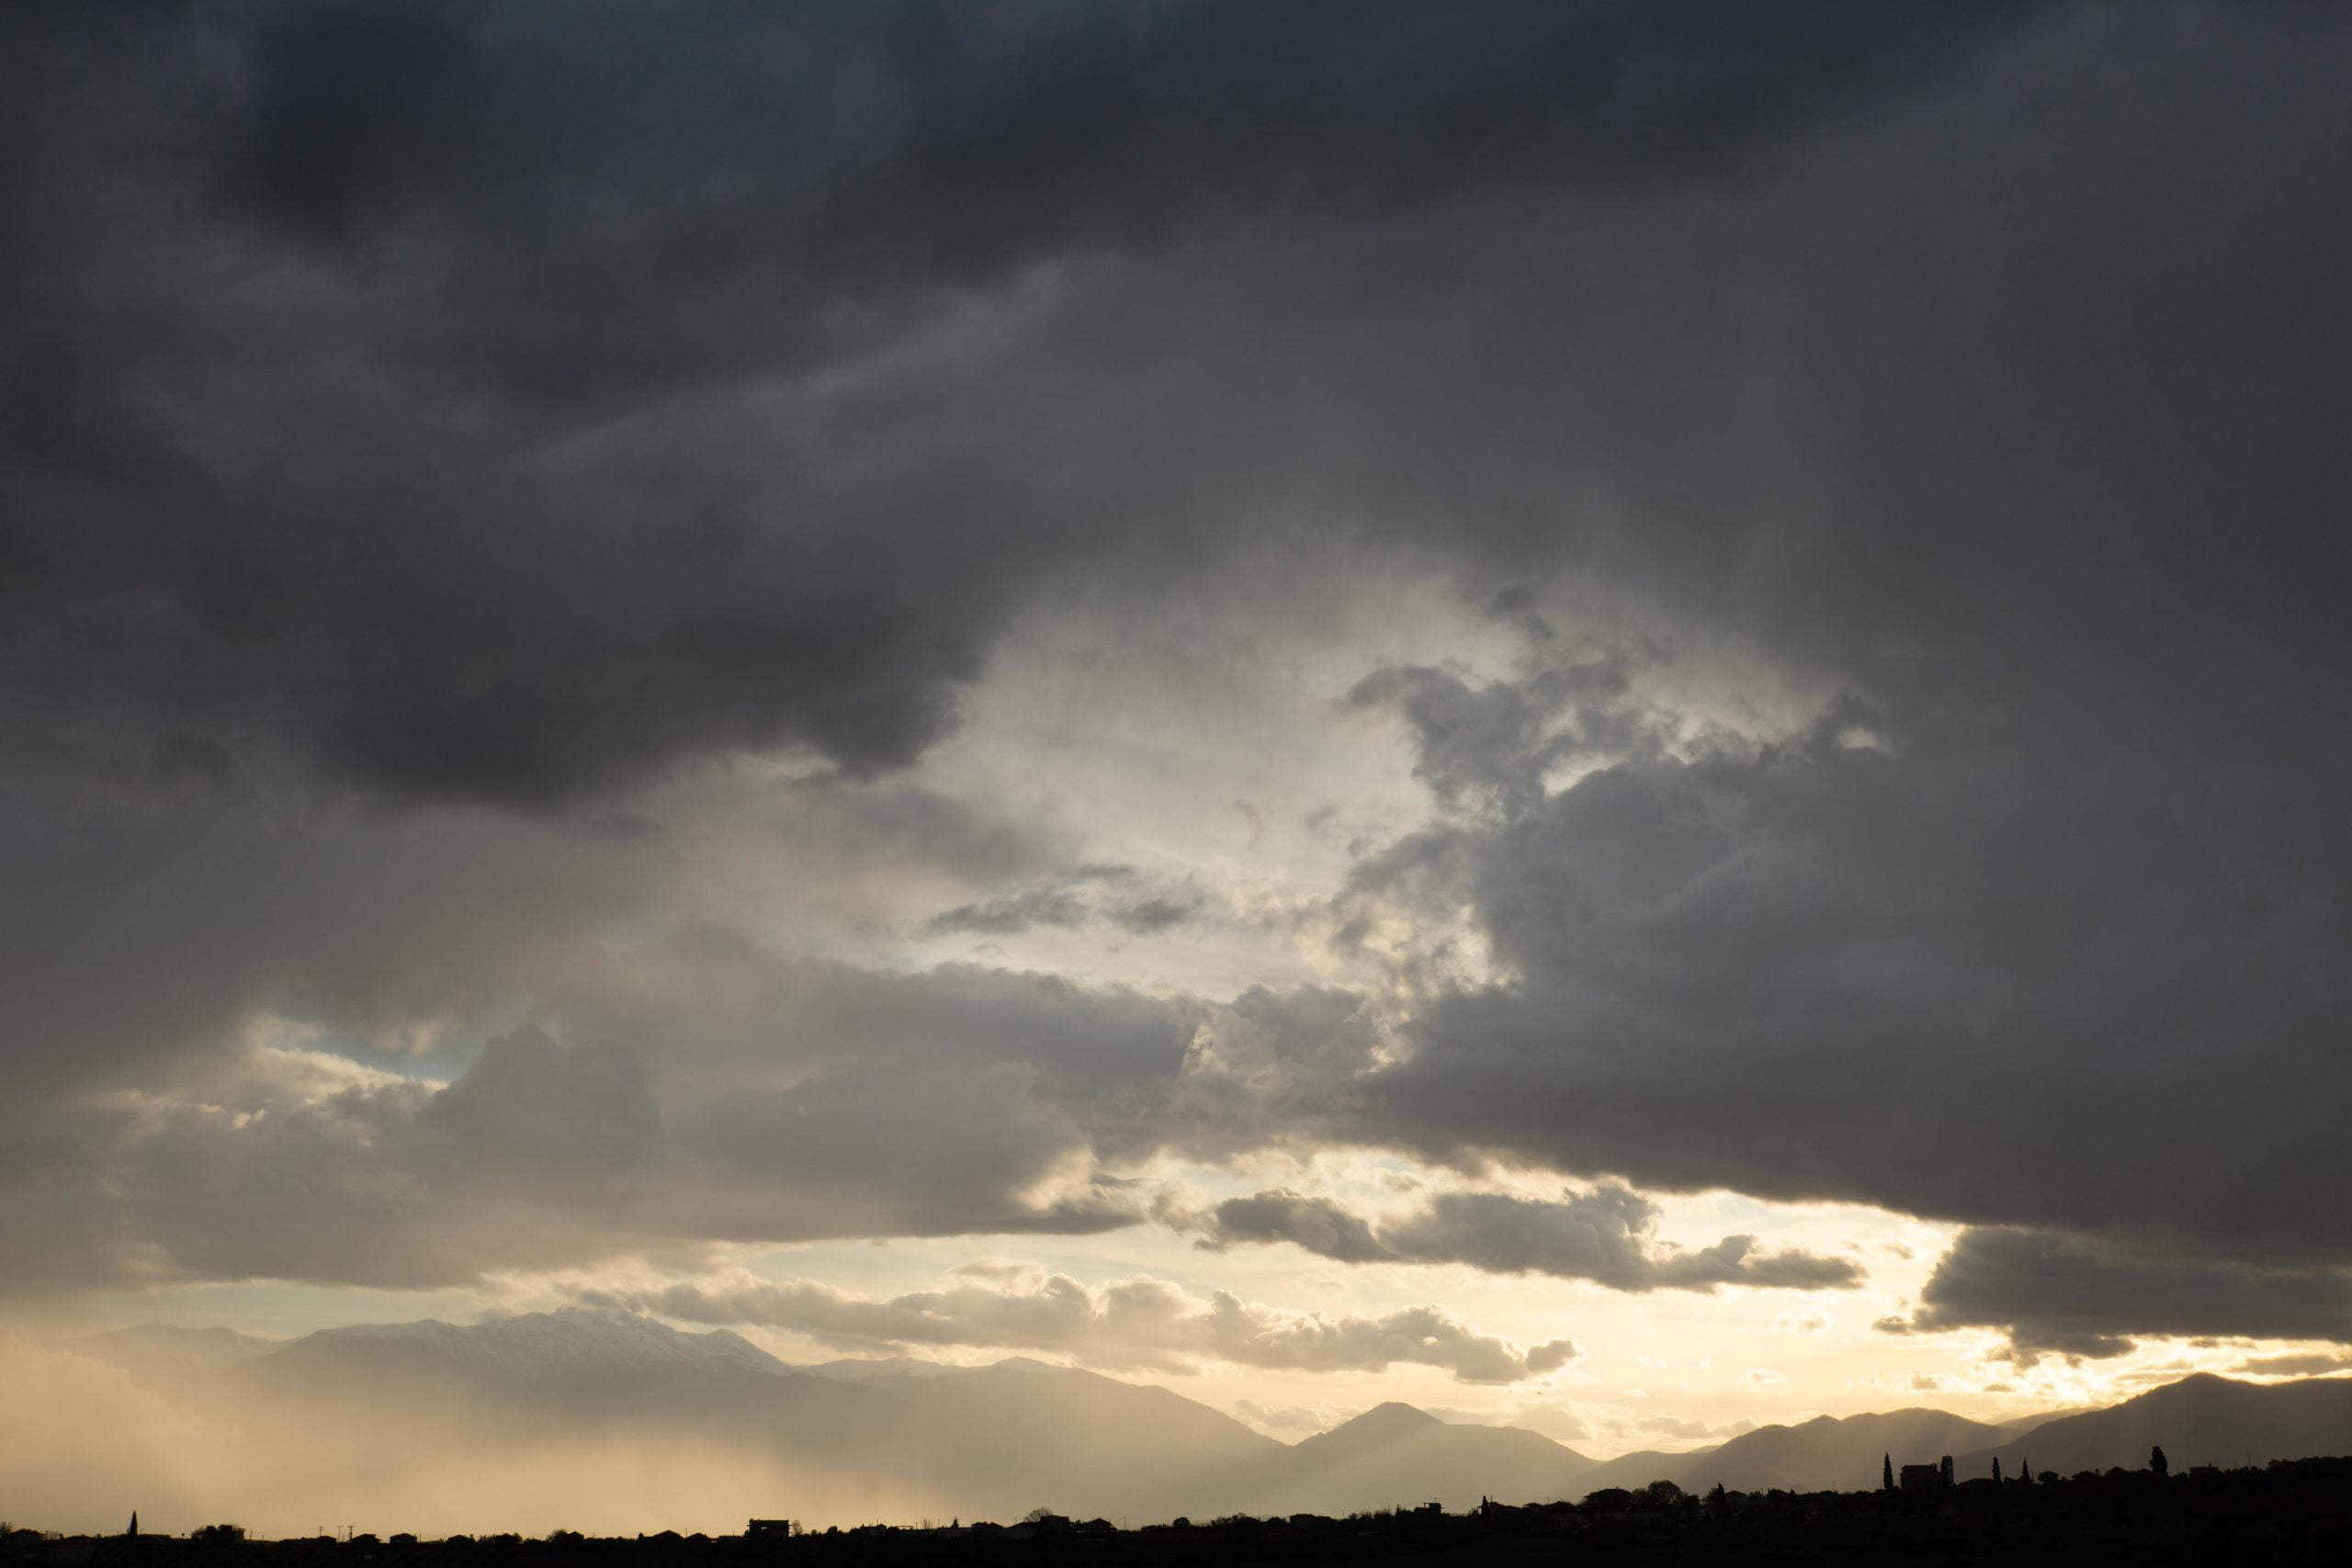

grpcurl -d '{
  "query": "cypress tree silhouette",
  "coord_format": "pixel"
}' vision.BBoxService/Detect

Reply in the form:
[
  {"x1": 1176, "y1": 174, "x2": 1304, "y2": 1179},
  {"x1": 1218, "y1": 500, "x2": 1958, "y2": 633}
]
[{"x1": 1882, "y1": 1453, "x2": 1894, "y2": 1491}]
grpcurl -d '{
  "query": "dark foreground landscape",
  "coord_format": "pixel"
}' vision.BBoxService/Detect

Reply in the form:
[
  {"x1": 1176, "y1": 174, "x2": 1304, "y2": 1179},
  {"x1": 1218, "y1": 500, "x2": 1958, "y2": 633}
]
[{"x1": 14, "y1": 1456, "x2": 2352, "y2": 1567}]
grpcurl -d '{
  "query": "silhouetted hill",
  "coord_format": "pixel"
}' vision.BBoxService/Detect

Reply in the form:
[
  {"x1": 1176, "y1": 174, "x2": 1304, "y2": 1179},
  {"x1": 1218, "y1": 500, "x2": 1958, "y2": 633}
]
[
  {"x1": 1962, "y1": 1372, "x2": 2352, "y2": 1479},
  {"x1": 221, "y1": 1313, "x2": 1280, "y2": 1526},
  {"x1": 1577, "y1": 1407, "x2": 2009, "y2": 1496},
  {"x1": 1260, "y1": 1402, "x2": 1595, "y2": 1515},
  {"x1": 1993, "y1": 1404, "x2": 2098, "y2": 1431},
  {"x1": 1292, "y1": 1403, "x2": 1443, "y2": 1460},
  {"x1": 220, "y1": 1312, "x2": 1600, "y2": 1521},
  {"x1": 884, "y1": 1359, "x2": 1285, "y2": 1523},
  {"x1": 232, "y1": 1307, "x2": 894, "y2": 1486},
  {"x1": 799, "y1": 1356, "x2": 966, "y2": 1385}
]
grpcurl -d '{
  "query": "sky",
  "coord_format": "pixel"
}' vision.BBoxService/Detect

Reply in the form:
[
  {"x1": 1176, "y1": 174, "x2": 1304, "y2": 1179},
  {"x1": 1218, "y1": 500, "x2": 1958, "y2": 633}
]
[{"x1": 6, "y1": 0, "x2": 2352, "y2": 1469}]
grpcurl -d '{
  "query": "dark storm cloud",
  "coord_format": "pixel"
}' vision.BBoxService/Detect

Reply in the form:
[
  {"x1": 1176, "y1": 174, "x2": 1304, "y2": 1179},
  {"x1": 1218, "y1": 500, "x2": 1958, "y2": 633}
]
[
  {"x1": 196, "y1": 0, "x2": 2041, "y2": 403},
  {"x1": 6, "y1": 0, "x2": 2352, "y2": 1367},
  {"x1": 0, "y1": 772, "x2": 656, "y2": 1121},
  {"x1": 0, "y1": 0, "x2": 2041, "y2": 808},
  {"x1": 1182, "y1": 1184, "x2": 1862, "y2": 1291},
  {"x1": 1889, "y1": 1228, "x2": 2352, "y2": 1364},
  {"x1": 1315, "y1": 693, "x2": 2352, "y2": 1263}
]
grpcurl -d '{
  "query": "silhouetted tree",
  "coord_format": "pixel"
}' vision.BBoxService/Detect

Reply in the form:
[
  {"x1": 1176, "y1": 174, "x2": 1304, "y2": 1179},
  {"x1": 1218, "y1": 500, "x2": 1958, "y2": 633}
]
[
  {"x1": 2151, "y1": 1445, "x2": 2170, "y2": 1477},
  {"x1": 1635, "y1": 1480, "x2": 1685, "y2": 1507},
  {"x1": 1883, "y1": 1453, "x2": 1894, "y2": 1491},
  {"x1": 1993, "y1": 1456, "x2": 2003, "y2": 1483}
]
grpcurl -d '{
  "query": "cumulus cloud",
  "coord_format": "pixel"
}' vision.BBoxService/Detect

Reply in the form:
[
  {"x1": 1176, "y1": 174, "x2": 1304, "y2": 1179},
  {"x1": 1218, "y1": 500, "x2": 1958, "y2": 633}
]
[
  {"x1": 588, "y1": 1269, "x2": 1579, "y2": 1385},
  {"x1": 1180, "y1": 1184, "x2": 1863, "y2": 1292}
]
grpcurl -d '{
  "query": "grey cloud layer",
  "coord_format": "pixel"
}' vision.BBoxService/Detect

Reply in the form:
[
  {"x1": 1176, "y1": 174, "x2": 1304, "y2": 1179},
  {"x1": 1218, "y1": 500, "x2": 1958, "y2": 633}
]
[
  {"x1": 1182, "y1": 1185, "x2": 1861, "y2": 1292},
  {"x1": 6, "y1": 0, "x2": 2352, "y2": 1368},
  {"x1": 590, "y1": 1269, "x2": 1577, "y2": 1385},
  {"x1": 0, "y1": 953, "x2": 1199, "y2": 1294},
  {"x1": 926, "y1": 865, "x2": 1215, "y2": 940},
  {"x1": 1316, "y1": 671, "x2": 2352, "y2": 1266},
  {"x1": 0, "y1": 0, "x2": 2033, "y2": 807},
  {"x1": 1888, "y1": 1228, "x2": 2352, "y2": 1363}
]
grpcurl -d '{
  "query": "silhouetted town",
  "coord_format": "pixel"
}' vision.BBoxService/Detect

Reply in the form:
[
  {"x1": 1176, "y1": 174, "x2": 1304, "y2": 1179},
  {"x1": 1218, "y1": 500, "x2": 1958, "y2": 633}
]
[{"x1": 12, "y1": 1450, "x2": 2352, "y2": 1565}]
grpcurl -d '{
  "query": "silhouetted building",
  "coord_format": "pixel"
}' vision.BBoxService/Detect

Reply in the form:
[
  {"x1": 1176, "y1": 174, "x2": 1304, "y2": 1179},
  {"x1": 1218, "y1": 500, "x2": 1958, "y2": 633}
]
[{"x1": 1898, "y1": 1464, "x2": 1945, "y2": 1495}]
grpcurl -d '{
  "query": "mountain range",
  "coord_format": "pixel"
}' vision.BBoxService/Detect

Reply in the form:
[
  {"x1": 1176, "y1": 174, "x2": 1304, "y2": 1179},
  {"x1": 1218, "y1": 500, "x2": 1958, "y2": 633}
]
[
  {"x1": 66, "y1": 1311, "x2": 2352, "y2": 1526},
  {"x1": 1574, "y1": 1406, "x2": 2010, "y2": 1496},
  {"x1": 1958, "y1": 1372, "x2": 2352, "y2": 1480}
]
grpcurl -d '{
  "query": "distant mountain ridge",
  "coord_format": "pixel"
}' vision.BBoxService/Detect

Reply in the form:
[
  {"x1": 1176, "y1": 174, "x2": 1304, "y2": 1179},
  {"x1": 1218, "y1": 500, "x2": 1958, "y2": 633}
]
[
  {"x1": 253, "y1": 1306, "x2": 790, "y2": 1385},
  {"x1": 68, "y1": 1323, "x2": 283, "y2": 1395},
  {"x1": 1959, "y1": 1373, "x2": 2352, "y2": 1482},
  {"x1": 78, "y1": 1323, "x2": 280, "y2": 1368},
  {"x1": 1577, "y1": 1407, "x2": 2010, "y2": 1496},
  {"x1": 66, "y1": 1313, "x2": 2352, "y2": 1524},
  {"x1": 1266, "y1": 1402, "x2": 1593, "y2": 1514}
]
